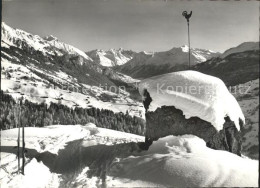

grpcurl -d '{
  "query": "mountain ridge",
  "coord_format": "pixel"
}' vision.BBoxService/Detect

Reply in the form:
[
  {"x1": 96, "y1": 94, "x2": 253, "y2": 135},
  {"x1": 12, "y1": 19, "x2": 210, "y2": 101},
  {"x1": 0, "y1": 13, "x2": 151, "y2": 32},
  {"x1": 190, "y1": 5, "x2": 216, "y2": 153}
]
[
  {"x1": 221, "y1": 41, "x2": 259, "y2": 58},
  {"x1": 86, "y1": 48, "x2": 136, "y2": 67},
  {"x1": 115, "y1": 45, "x2": 220, "y2": 79}
]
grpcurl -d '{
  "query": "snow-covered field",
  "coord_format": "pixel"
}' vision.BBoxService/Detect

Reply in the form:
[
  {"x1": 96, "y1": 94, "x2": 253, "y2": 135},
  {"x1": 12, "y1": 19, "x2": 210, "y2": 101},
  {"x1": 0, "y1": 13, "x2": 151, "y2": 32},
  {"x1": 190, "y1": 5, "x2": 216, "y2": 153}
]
[{"x1": 1, "y1": 124, "x2": 258, "y2": 187}]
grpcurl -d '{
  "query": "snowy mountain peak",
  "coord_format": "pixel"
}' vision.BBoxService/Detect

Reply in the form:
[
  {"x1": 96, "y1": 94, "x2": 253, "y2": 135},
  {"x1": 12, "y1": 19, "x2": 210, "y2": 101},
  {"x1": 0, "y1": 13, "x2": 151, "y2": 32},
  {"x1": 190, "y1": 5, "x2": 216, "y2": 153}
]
[
  {"x1": 43, "y1": 35, "x2": 59, "y2": 41},
  {"x1": 1, "y1": 22, "x2": 93, "y2": 62},
  {"x1": 1, "y1": 22, "x2": 53, "y2": 55},
  {"x1": 107, "y1": 47, "x2": 126, "y2": 54},
  {"x1": 86, "y1": 48, "x2": 136, "y2": 67},
  {"x1": 142, "y1": 51, "x2": 154, "y2": 55},
  {"x1": 109, "y1": 47, "x2": 122, "y2": 51},
  {"x1": 181, "y1": 45, "x2": 189, "y2": 52},
  {"x1": 117, "y1": 46, "x2": 220, "y2": 79},
  {"x1": 2, "y1": 22, "x2": 10, "y2": 30}
]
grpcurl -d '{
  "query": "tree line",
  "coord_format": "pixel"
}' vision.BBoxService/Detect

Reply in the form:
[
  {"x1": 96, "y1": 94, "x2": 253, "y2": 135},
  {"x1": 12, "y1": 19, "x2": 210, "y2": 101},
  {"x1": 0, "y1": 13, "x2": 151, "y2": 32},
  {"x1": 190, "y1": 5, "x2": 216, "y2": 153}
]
[{"x1": 0, "y1": 91, "x2": 145, "y2": 135}]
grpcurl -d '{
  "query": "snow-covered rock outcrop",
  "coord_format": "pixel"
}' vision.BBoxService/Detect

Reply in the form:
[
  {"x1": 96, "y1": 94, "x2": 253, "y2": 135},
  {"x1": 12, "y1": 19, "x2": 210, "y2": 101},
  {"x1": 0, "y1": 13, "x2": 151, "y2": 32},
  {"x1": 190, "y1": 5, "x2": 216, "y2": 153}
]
[
  {"x1": 139, "y1": 71, "x2": 245, "y2": 155},
  {"x1": 139, "y1": 70, "x2": 245, "y2": 131}
]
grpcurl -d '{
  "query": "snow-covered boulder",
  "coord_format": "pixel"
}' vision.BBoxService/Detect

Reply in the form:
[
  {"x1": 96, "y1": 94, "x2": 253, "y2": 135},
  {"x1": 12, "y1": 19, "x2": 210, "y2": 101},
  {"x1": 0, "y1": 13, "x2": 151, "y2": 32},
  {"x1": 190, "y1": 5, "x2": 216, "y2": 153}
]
[{"x1": 139, "y1": 71, "x2": 245, "y2": 155}]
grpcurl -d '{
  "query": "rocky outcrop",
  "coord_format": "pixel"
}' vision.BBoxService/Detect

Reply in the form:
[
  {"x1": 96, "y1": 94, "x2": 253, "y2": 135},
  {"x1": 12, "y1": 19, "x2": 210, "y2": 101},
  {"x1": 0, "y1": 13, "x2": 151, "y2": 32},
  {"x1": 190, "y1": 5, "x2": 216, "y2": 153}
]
[{"x1": 144, "y1": 105, "x2": 243, "y2": 156}]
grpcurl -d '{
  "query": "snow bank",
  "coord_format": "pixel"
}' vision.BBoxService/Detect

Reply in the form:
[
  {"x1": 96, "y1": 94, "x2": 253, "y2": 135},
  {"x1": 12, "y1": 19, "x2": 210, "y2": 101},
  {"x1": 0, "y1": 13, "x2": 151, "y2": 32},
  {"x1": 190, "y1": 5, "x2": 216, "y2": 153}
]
[
  {"x1": 139, "y1": 70, "x2": 245, "y2": 131},
  {"x1": 1, "y1": 125, "x2": 257, "y2": 187},
  {"x1": 110, "y1": 135, "x2": 258, "y2": 187},
  {"x1": 1, "y1": 125, "x2": 144, "y2": 187},
  {"x1": 1, "y1": 159, "x2": 60, "y2": 188},
  {"x1": 1, "y1": 125, "x2": 91, "y2": 154},
  {"x1": 96, "y1": 127, "x2": 144, "y2": 141}
]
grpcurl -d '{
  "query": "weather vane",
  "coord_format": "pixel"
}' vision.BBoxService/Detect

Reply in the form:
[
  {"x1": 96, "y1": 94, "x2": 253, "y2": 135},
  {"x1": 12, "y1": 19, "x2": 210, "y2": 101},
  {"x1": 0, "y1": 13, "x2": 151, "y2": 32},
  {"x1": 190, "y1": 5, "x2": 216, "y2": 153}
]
[{"x1": 182, "y1": 11, "x2": 192, "y2": 69}]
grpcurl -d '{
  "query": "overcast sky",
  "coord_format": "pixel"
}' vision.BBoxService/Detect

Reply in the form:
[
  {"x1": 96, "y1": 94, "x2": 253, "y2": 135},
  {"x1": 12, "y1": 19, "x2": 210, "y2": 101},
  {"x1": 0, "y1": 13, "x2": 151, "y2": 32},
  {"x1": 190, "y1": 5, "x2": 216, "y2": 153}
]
[{"x1": 2, "y1": 0, "x2": 259, "y2": 52}]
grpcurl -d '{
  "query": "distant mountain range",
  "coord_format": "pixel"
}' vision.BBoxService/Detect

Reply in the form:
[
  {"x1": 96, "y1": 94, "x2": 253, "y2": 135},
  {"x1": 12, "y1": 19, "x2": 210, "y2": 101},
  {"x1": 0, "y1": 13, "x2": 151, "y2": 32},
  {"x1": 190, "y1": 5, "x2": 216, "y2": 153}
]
[
  {"x1": 115, "y1": 46, "x2": 220, "y2": 79},
  {"x1": 86, "y1": 45, "x2": 220, "y2": 71},
  {"x1": 86, "y1": 48, "x2": 136, "y2": 67},
  {"x1": 114, "y1": 42, "x2": 259, "y2": 81},
  {"x1": 1, "y1": 21, "x2": 259, "y2": 93}
]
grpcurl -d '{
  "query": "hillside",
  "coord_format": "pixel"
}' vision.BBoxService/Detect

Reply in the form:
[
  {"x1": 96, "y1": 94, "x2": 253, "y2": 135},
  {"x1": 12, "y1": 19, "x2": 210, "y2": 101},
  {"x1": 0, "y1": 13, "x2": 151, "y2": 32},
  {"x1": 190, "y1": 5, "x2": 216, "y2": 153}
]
[
  {"x1": 230, "y1": 79, "x2": 259, "y2": 159},
  {"x1": 194, "y1": 50, "x2": 259, "y2": 86},
  {"x1": 221, "y1": 42, "x2": 259, "y2": 58}
]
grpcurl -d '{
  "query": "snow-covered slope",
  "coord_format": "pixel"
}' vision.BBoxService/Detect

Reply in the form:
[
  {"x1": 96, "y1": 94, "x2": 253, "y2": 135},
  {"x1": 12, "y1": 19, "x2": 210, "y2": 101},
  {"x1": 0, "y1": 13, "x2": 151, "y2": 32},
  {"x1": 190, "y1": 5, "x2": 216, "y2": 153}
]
[
  {"x1": 86, "y1": 48, "x2": 135, "y2": 67},
  {"x1": 116, "y1": 45, "x2": 220, "y2": 79},
  {"x1": 221, "y1": 42, "x2": 259, "y2": 58},
  {"x1": 1, "y1": 58, "x2": 144, "y2": 118},
  {"x1": 44, "y1": 35, "x2": 93, "y2": 61},
  {"x1": 1, "y1": 125, "x2": 258, "y2": 187},
  {"x1": 194, "y1": 47, "x2": 259, "y2": 86},
  {"x1": 139, "y1": 70, "x2": 245, "y2": 131},
  {"x1": 1, "y1": 22, "x2": 55, "y2": 55}
]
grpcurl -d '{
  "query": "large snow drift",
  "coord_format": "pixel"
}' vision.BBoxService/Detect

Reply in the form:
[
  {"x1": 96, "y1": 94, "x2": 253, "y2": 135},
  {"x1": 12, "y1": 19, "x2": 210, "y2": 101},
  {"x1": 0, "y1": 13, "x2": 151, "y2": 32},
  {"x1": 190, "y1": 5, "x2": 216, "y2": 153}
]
[
  {"x1": 110, "y1": 135, "x2": 258, "y2": 187},
  {"x1": 139, "y1": 70, "x2": 245, "y2": 131},
  {"x1": 1, "y1": 125, "x2": 258, "y2": 187}
]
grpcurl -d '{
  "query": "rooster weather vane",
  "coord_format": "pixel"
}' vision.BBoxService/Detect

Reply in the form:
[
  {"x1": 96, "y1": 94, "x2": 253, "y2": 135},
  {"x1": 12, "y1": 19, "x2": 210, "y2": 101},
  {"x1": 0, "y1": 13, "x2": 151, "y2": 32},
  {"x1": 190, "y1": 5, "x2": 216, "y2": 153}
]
[
  {"x1": 182, "y1": 11, "x2": 192, "y2": 69},
  {"x1": 182, "y1": 11, "x2": 192, "y2": 22}
]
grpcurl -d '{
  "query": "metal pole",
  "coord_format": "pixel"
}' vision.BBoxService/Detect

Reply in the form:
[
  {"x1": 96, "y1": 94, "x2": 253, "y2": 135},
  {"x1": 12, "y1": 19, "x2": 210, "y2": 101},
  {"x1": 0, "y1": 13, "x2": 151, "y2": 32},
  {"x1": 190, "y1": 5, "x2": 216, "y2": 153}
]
[
  {"x1": 20, "y1": 97, "x2": 25, "y2": 175},
  {"x1": 17, "y1": 108, "x2": 20, "y2": 174},
  {"x1": 17, "y1": 125, "x2": 20, "y2": 174},
  {"x1": 182, "y1": 11, "x2": 192, "y2": 69},
  {"x1": 22, "y1": 122, "x2": 25, "y2": 175},
  {"x1": 187, "y1": 20, "x2": 190, "y2": 69}
]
